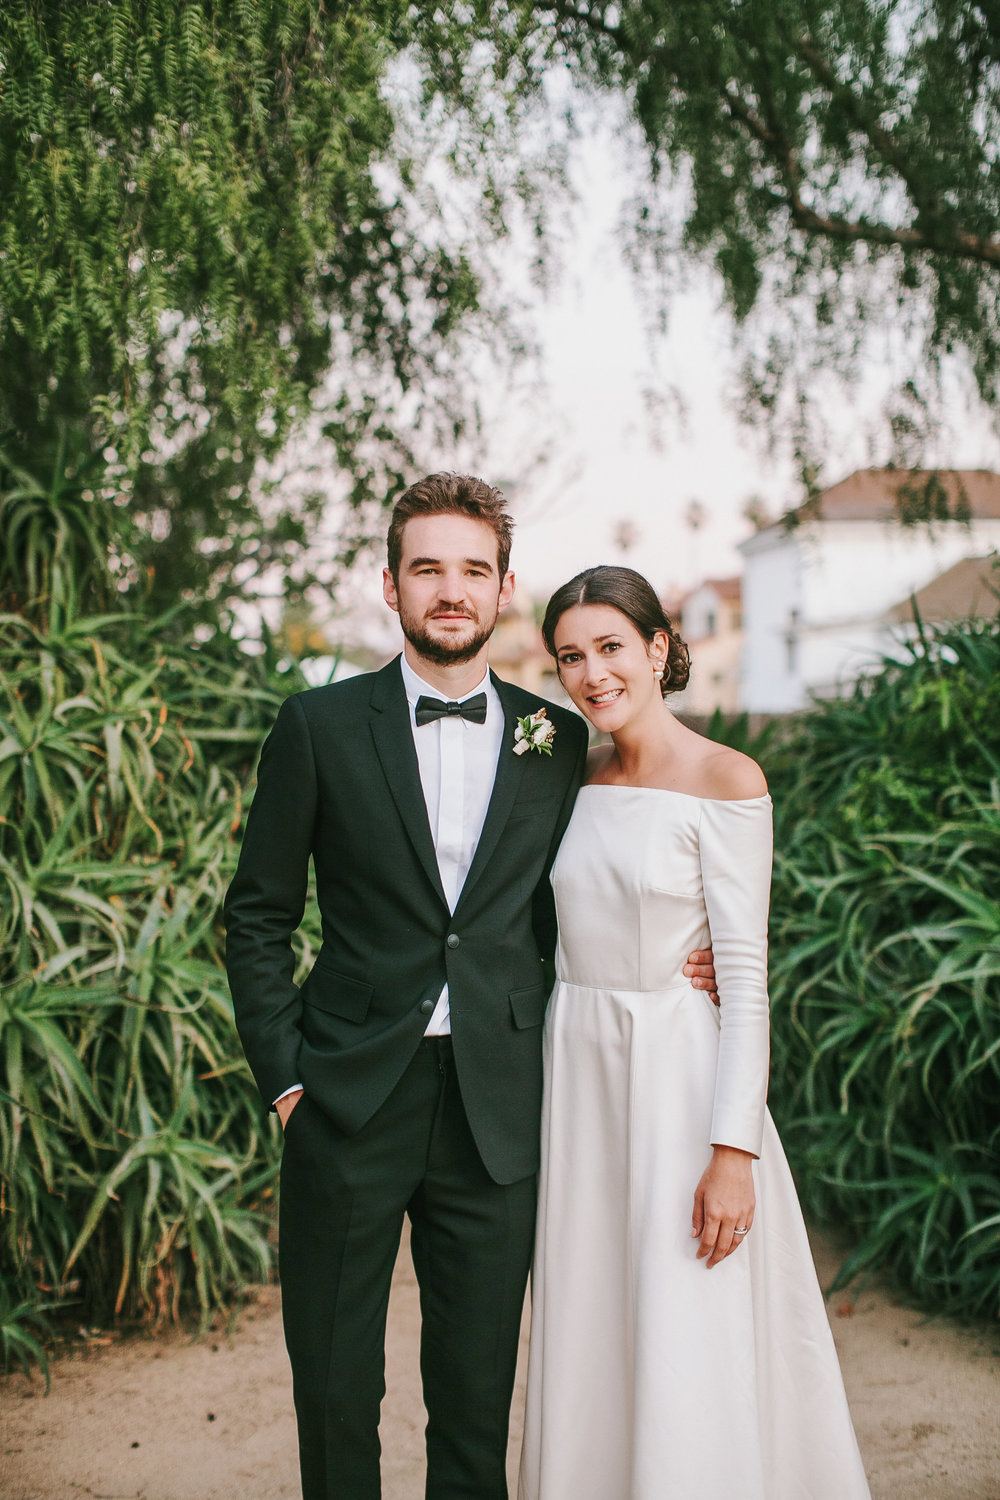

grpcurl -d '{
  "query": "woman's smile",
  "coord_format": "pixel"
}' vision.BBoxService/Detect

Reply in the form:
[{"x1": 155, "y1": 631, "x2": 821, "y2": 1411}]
[{"x1": 587, "y1": 686, "x2": 625, "y2": 707}]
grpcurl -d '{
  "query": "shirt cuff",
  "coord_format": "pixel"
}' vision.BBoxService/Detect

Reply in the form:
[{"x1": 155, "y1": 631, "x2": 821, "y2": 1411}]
[{"x1": 273, "y1": 1084, "x2": 304, "y2": 1106}]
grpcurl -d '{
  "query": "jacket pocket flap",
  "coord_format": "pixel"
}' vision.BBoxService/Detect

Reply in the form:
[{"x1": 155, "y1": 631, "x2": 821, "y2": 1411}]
[
  {"x1": 509, "y1": 983, "x2": 547, "y2": 1030},
  {"x1": 505, "y1": 795, "x2": 558, "y2": 821},
  {"x1": 302, "y1": 965, "x2": 374, "y2": 1023}
]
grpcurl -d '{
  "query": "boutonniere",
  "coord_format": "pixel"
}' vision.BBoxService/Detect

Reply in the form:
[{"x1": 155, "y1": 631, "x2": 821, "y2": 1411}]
[{"x1": 514, "y1": 707, "x2": 556, "y2": 756}]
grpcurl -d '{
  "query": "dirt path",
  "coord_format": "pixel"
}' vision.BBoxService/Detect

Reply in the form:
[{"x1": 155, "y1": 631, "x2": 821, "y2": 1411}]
[{"x1": 2, "y1": 1227, "x2": 997, "y2": 1500}]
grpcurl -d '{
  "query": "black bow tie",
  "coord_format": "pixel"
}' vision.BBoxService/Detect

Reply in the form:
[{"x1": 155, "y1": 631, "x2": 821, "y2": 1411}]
[{"x1": 415, "y1": 692, "x2": 488, "y2": 727}]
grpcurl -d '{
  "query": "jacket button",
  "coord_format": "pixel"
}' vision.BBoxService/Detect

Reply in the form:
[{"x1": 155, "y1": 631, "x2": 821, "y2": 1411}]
[
  {"x1": 446, "y1": 933, "x2": 460, "y2": 949},
  {"x1": 419, "y1": 998, "x2": 435, "y2": 1014}
]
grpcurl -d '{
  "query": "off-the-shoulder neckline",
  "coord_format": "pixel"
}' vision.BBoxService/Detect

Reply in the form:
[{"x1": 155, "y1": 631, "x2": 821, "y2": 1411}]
[{"x1": 580, "y1": 783, "x2": 772, "y2": 806}]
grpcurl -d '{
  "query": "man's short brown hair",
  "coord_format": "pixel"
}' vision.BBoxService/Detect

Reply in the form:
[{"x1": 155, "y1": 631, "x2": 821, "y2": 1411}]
[{"x1": 387, "y1": 473, "x2": 514, "y2": 579}]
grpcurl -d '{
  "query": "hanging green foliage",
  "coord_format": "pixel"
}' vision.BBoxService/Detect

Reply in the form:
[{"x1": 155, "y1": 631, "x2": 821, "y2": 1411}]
[
  {"x1": 446, "y1": 0, "x2": 1000, "y2": 471},
  {"x1": 0, "y1": 2, "x2": 549, "y2": 612}
]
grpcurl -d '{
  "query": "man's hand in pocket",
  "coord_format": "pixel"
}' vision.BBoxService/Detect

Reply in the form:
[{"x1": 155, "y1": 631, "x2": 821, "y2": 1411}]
[{"x1": 277, "y1": 1088, "x2": 305, "y2": 1130}]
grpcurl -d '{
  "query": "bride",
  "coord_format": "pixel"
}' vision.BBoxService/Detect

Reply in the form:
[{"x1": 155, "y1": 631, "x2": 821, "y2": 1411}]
[{"x1": 518, "y1": 565, "x2": 870, "y2": 1500}]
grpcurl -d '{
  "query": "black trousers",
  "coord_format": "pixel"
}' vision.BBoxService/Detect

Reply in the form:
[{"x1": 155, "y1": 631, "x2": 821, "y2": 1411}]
[{"x1": 278, "y1": 1037, "x2": 538, "y2": 1500}]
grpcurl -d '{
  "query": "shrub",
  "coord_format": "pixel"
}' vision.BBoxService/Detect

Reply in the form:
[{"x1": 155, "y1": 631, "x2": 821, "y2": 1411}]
[
  {"x1": 0, "y1": 600, "x2": 318, "y2": 1359},
  {"x1": 766, "y1": 615, "x2": 1000, "y2": 1321}
]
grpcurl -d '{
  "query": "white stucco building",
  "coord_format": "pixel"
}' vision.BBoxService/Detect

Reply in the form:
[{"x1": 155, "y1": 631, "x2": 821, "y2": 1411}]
[
  {"x1": 739, "y1": 469, "x2": 1000, "y2": 712},
  {"x1": 677, "y1": 577, "x2": 743, "y2": 713}
]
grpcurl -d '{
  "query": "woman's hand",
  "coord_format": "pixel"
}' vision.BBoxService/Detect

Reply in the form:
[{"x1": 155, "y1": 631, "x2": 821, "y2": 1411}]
[{"x1": 691, "y1": 1145, "x2": 755, "y2": 1267}]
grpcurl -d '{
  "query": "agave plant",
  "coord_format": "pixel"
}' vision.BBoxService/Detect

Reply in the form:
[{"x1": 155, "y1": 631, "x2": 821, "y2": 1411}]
[
  {"x1": 765, "y1": 615, "x2": 1000, "y2": 1321},
  {"x1": 0, "y1": 566, "x2": 321, "y2": 1361}
]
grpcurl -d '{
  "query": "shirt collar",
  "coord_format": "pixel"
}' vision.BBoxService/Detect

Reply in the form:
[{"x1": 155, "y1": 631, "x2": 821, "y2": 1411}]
[{"x1": 399, "y1": 652, "x2": 492, "y2": 709}]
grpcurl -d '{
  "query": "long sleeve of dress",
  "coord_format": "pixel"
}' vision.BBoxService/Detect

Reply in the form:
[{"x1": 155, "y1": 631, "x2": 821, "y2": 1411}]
[{"x1": 697, "y1": 795, "x2": 773, "y2": 1158}]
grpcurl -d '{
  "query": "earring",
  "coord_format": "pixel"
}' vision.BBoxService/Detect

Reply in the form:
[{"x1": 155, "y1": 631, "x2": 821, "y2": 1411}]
[{"x1": 653, "y1": 664, "x2": 664, "y2": 680}]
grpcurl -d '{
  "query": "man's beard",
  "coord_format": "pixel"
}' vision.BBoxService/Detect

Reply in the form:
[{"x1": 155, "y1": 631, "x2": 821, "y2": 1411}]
[{"x1": 399, "y1": 602, "x2": 499, "y2": 666}]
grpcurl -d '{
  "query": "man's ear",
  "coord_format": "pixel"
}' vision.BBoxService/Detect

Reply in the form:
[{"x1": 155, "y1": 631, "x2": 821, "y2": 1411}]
[
  {"x1": 498, "y1": 569, "x2": 516, "y2": 613},
  {"x1": 383, "y1": 567, "x2": 400, "y2": 614}
]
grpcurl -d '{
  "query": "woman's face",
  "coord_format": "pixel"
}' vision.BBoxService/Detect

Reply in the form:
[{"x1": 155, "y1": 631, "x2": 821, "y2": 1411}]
[{"x1": 552, "y1": 603, "x2": 667, "y2": 733}]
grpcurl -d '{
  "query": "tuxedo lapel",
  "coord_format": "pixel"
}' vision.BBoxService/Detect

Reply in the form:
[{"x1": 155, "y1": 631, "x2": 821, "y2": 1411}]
[
  {"x1": 369, "y1": 659, "x2": 449, "y2": 910},
  {"x1": 453, "y1": 672, "x2": 529, "y2": 917}
]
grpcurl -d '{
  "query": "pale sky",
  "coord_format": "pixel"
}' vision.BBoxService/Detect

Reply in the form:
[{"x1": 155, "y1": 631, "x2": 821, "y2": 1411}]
[
  {"x1": 260, "y1": 84, "x2": 1000, "y2": 651},
  {"x1": 467, "y1": 106, "x2": 1000, "y2": 605}
]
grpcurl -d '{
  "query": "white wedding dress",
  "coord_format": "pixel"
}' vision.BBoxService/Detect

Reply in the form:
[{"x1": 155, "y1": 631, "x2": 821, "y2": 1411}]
[{"x1": 519, "y1": 786, "x2": 870, "y2": 1500}]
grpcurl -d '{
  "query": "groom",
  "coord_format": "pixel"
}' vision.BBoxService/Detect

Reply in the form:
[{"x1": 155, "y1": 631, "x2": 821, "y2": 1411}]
[{"x1": 223, "y1": 473, "x2": 717, "y2": 1498}]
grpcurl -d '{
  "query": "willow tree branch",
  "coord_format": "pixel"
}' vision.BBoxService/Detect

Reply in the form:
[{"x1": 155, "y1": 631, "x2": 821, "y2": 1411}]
[
  {"x1": 787, "y1": 32, "x2": 963, "y2": 233},
  {"x1": 547, "y1": 1, "x2": 1000, "y2": 267},
  {"x1": 721, "y1": 81, "x2": 1000, "y2": 266}
]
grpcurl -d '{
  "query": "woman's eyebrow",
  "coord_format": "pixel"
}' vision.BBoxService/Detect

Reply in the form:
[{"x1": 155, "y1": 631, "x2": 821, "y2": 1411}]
[{"x1": 557, "y1": 634, "x2": 622, "y2": 651}]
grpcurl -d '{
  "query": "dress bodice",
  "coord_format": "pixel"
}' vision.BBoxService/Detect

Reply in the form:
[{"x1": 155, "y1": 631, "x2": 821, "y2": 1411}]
[{"x1": 552, "y1": 786, "x2": 772, "y2": 990}]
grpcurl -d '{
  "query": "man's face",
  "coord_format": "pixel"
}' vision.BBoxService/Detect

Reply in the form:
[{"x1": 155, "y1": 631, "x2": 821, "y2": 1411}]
[{"x1": 383, "y1": 512, "x2": 515, "y2": 666}]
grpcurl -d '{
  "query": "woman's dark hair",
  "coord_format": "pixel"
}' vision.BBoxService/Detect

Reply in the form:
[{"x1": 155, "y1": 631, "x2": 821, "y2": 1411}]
[{"x1": 541, "y1": 565, "x2": 691, "y2": 697}]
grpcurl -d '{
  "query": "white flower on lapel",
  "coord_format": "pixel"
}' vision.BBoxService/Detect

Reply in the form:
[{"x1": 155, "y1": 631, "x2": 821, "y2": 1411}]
[{"x1": 514, "y1": 707, "x2": 556, "y2": 757}]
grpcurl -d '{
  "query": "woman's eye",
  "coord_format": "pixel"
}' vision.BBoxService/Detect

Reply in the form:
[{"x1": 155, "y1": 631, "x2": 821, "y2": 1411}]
[
  {"x1": 603, "y1": 642, "x2": 621, "y2": 653},
  {"x1": 558, "y1": 653, "x2": 581, "y2": 665}
]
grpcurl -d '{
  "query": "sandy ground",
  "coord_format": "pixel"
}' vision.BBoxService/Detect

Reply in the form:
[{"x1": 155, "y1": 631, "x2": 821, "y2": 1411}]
[{"x1": 2, "y1": 1226, "x2": 997, "y2": 1500}]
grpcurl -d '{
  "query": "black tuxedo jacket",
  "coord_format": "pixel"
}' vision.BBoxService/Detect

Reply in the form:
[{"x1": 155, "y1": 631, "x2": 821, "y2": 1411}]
[{"x1": 223, "y1": 656, "x2": 589, "y2": 1183}]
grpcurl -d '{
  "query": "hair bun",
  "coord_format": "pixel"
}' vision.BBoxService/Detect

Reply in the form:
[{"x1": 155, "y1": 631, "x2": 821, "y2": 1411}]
[{"x1": 663, "y1": 626, "x2": 690, "y2": 697}]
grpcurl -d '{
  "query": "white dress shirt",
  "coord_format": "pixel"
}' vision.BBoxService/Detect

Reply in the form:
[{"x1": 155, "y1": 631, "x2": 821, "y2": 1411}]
[
  {"x1": 399, "y1": 652, "x2": 504, "y2": 1034},
  {"x1": 274, "y1": 654, "x2": 503, "y2": 1102}
]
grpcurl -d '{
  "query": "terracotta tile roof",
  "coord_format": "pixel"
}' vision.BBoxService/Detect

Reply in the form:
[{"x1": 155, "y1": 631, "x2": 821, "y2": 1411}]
[
  {"x1": 704, "y1": 575, "x2": 742, "y2": 601},
  {"x1": 773, "y1": 468, "x2": 1000, "y2": 528},
  {"x1": 887, "y1": 554, "x2": 999, "y2": 624},
  {"x1": 678, "y1": 576, "x2": 742, "y2": 607}
]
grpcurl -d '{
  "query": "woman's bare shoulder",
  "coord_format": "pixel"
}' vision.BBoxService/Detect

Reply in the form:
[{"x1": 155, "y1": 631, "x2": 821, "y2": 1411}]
[{"x1": 701, "y1": 745, "x2": 768, "y2": 801}]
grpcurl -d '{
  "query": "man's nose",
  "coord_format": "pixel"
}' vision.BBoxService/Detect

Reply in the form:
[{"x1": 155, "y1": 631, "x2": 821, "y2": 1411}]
[{"x1": 437, "y1": 576, "x2": 470, "y2": 606}]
